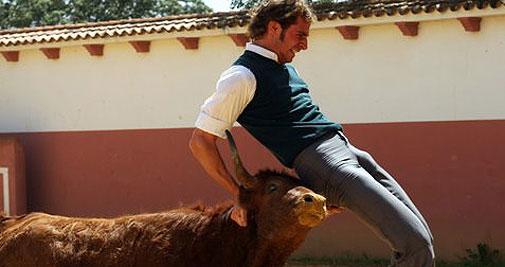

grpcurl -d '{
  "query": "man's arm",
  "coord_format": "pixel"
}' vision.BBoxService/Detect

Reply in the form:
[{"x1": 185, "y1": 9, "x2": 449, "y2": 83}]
[
  {"x1": 190, "y1": 65, "x2": 256, "y2": 226},
  {"x1": 189, "y1": 128, "x2": 239, "y2": 196},
  {"x1": 189, "y1": 128, "x2": 247, "y2": 226}
]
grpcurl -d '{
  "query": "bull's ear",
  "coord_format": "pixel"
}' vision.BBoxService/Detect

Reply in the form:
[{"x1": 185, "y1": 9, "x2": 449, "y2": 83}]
[
  {"x1": 225, "y1": 130, "x2": 257, "y2": 189},
  {"x1": 327, "y1": 205, "x2": 345, "y2": 216}
]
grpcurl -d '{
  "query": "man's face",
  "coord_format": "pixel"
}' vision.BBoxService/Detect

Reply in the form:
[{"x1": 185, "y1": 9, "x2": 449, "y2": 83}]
[{"x1": 274, "y1": 16, "x2": 310, "y2": 64}]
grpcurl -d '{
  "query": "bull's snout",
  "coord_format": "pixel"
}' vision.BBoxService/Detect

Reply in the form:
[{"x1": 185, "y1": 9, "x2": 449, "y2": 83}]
[
  {"x1": 290, "y1": 188, "x2": 327, "y2": 227},
  {"x1": 302, "y1": 193, "x2": 325, "y2": 205},
  {"x1": 300, "y1": 193, "x2": 326, "y2": 213},
  {"x1": 303, "y1": 194, "x2": 314, "y2": 203}
]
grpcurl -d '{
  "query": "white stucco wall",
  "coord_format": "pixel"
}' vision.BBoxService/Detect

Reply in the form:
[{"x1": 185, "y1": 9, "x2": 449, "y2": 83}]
[
  {"x1": 301, "y1": 15, "x2": 505, "y2": 124},
  {"x1": 1, "y1": 11, "x2": 504, "y2": 133}
]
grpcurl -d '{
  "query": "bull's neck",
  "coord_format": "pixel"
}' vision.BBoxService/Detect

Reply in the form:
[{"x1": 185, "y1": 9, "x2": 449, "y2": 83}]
[
  {"x1": 247, "y1": 227, "x2": 310, "y2": 267},
  {"x1": 208, "y1": 208, "x2": 311, "y2": 267}
]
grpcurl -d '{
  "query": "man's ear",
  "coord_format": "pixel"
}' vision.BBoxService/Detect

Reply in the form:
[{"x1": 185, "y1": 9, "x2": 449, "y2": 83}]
[{"x1": 266, "y1": 20, "x2": 282, "y2": 37}]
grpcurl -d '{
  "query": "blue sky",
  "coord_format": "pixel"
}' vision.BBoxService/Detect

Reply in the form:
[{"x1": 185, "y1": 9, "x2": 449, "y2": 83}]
[{"x1": 203, "y1": 0, "x2": 232, "y2": 12}]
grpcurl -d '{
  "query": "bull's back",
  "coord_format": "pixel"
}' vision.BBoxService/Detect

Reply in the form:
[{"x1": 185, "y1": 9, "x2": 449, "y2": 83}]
[
  {"x1": 0, "y1": 210, "x2": 208, "y2": 267},
  {"x1": 0, "y1": 213, "x2": 71, "y2": 267}
]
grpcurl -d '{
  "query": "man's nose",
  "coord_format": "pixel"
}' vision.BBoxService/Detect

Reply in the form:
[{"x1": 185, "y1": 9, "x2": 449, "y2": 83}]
[{"x1": 299, "y1": 38, "x2": 308, "y2": 50}]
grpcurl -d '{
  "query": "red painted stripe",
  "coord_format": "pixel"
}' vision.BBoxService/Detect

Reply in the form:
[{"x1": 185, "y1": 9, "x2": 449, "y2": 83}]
[{"x1": 1, "y1": 120, "x2": 504, "y2": 259}]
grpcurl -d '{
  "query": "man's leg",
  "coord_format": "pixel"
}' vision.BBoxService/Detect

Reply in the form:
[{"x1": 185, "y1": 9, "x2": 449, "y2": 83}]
[
  {"x1": 346, "y1": 143, "x2": 434, "y2": 242},
  {"x1": 338, "y1": 164, "x2": 435, "y2": 267},
  {"x1": 294, "y1": 133, "x2": 435, "y2": 267}
]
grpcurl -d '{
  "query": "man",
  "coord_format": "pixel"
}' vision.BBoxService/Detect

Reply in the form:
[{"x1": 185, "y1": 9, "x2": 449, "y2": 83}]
[{"x1": 189, "y1": 1, "x2": 435, "y2": 266}]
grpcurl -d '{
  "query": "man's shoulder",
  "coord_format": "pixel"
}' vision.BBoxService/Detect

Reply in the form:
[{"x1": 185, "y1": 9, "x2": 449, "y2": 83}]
[
  {"x1": 233, "y1": 50, "x2": 276, "y2": 66},
  {"x1": 218, "y1": 65, "x2": 256, "y2": 89},
  {"x1": 221, "y1": 64, "x2": 254, "y2": 78},
  {"x1": 232, "y1": 50, "x2": 254, "y2": 65},
  {"x1": 285, "y1": 64, "x2": 301, "y2": 77},
  {"x1": 285, "y1": 64, "x2": 297, "y2": 70}
]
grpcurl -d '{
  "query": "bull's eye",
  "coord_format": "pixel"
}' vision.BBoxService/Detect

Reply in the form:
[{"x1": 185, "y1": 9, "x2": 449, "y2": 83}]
[{"x1": 267, "y1": 184, "x2": 278, "y2": 193}]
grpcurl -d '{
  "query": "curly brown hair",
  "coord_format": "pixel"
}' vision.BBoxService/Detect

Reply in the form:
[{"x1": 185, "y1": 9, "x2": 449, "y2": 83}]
[{"x1": 248, "y1": 0, "x2": 315, "y2": 40}]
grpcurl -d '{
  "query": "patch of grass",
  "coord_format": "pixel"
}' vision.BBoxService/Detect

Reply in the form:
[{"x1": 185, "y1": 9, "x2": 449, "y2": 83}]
[
  {"x1": 288, "y1": 253, "x2": 389, "y2": 267},
  {"x1": 437, "y1": 243, "x2": 505, "y2": 267},
  {"x1": 457, "y1": 243, "x2": 504, "y2": 267},
  {"x1": 288, "y1": 243, "x2": 505, "y2": 267}
]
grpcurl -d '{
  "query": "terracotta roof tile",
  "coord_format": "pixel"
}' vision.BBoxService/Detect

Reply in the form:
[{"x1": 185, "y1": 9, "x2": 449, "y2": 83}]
[
  {"x1": 0, "y1": 0, "x2": 503, "y2": 47},
  {"x1": 313, "y1": 0, "x2": 504, "y2": 20}
]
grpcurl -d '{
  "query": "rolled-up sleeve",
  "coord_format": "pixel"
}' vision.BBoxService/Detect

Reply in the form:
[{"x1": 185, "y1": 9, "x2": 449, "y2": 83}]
[{"x1": 195, "y1": 65, "x2": 256, "y2": 139}]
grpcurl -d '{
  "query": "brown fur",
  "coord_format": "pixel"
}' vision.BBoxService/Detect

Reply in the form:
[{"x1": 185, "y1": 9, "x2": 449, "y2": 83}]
[{"x1": 0, "y1": 171, "x2": 325, "y2": 267}]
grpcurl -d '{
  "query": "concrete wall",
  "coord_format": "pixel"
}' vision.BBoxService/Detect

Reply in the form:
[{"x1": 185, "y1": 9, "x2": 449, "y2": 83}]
[{"x1": 1, "y1": 10, "x2": 505, "y2": 259}]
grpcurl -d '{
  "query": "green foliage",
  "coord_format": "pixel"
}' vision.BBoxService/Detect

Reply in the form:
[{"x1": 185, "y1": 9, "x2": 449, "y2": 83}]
[
  {"x1": 0, "y1": 0, "x2": 212, "y2": 29},
  {"x1": 2, "y1": 0, "x2": 69, "y2": 28},
  {"x1": 0, "y1": 2, "x2": 9, "y2": 29},
  {"x1": 178, "y1": 0, "x2": 211, "y2": 14},
  {"x1": 459, "y1": 243, "x2": 504, "y2": 267},
  {"x1": 68, "y1": 0, "x2": 211, "y2": 23},
  {"x1": 230, "y1": 0, "x2": 258, "y2": 9},
  {"x1": 230, "y1": 0, "x2": 337, "y2": 10}
]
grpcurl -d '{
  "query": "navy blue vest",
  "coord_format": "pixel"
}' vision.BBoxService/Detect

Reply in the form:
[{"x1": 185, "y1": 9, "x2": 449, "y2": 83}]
[{"x1": 234, "y1": 50, "x2": 342, "y2": 167}]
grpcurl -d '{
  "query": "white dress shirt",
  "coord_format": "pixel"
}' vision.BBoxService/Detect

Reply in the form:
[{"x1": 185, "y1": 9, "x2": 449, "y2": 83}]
[{"x1": 195, "y1": 43, "x2": 279, "y2": 138}]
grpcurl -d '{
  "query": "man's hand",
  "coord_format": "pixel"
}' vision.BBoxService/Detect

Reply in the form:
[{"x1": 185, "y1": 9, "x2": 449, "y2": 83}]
[{"x1": 231, "y1": 205, "x2": 247, "y2": 227}]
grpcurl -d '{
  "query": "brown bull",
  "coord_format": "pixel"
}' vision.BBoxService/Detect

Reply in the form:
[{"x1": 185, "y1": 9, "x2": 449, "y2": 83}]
[{"x1": 0, "y1": 131, "x2": 328, "y2": 267}]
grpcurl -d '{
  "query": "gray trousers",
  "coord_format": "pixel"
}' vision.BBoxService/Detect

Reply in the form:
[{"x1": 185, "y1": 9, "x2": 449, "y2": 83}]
[{"x1": 293, "y1": 132, "x2": 435, "y2": 267}]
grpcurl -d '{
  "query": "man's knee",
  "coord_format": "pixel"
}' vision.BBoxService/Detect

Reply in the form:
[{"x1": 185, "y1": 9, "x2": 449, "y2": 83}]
[
  {"x1": 400, "y1": 232, "x2": 435, "y2": 266},
  {"x1": 410, "y1": 242, "x2": 435, "y2": 267},
  {"x1": 415, "y1": 241, "x2": 435, "y2": 259}
]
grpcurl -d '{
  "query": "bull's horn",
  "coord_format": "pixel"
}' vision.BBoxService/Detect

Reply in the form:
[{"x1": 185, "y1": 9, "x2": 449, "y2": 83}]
[{"x1": 225, "y1": 130, "x2": 257, "y2": 189}]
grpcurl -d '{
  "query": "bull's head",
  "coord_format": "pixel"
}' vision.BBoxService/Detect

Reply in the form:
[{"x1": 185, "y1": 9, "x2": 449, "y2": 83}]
[{"x1": 225, "y1": 130, "x2": 328, "y2": 239}]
